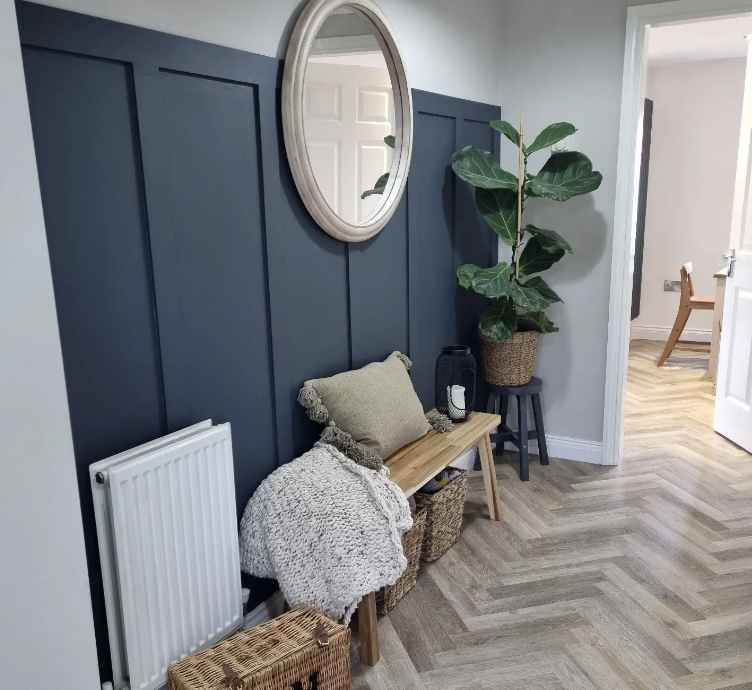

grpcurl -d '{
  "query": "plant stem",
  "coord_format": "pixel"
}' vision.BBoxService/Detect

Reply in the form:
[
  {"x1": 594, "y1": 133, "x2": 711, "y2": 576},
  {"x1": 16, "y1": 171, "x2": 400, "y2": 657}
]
[{"x1": 515, "y1": 114, "x2": 525, "y2": 280}]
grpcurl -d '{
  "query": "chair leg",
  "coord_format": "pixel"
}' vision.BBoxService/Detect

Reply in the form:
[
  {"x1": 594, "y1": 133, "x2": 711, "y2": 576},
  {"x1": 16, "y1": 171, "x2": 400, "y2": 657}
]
[
  {"x1": 532, "y1": 393, "x2": 549, "y2": 466},
  {"x1": 658, "y1": 305, "x2": 691, "y2": 366},
  {"x1": 517, "y1": 395, "x2": 529, "y2": 481},
  {"x1": 358, "y1": 592, "x2": 379, "y2": 666}
]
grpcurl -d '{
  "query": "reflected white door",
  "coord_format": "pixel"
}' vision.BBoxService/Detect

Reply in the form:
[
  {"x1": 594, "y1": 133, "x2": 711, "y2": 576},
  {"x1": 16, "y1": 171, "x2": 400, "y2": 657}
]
[
  {"x1": 304, "y1": 61, "x2": 393, "y2": 225},
  {"x1": 714, "y1": 39, "x2": 752, "y2": 453}
]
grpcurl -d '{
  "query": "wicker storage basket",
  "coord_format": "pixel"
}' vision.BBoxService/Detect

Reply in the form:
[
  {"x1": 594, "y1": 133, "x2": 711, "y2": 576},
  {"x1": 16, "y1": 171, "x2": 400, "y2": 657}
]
[
  {"x1": 414, "y1": 468, "x2": 468, "y2": 562},
  {"x1": 167, "y1": 606, "x2": 350, "y2": 690},
  {"x1": 479, "y1": 330, "x2": 539, "y2": 386},
  {"x1": 375, "y1": 508, "x2": 427, "y2": 614}
]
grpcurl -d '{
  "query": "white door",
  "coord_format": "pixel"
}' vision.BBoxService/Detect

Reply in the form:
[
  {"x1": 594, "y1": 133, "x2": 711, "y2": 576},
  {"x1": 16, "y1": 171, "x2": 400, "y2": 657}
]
[
  {"x1": 304, "y1": 60, "x2": 394, "y2": 225},
  {"x1": 714, "y1": 38, "x2": 752, "y2": 453}
]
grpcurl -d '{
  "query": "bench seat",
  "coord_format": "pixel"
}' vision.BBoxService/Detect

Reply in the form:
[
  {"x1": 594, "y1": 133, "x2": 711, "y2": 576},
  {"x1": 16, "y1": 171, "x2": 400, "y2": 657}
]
[{"x1": 358, "y1": 411, "x2": 502, "y2": 665}]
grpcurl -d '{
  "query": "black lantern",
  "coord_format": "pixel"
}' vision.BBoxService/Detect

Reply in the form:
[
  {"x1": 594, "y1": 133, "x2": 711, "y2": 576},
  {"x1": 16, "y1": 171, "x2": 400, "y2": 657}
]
[{"x1": 435, "y1": 345, "x2": 477, "y2": 423}]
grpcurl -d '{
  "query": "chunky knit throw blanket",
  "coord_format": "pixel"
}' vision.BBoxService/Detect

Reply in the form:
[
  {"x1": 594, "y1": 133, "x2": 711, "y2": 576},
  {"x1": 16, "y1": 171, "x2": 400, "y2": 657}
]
[{"x1": 239, "y1": 442, "x2": 412, "y2": 624}]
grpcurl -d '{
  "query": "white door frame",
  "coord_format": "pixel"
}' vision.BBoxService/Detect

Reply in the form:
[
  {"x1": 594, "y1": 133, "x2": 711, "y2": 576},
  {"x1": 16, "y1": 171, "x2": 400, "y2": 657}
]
[{"x1": 602, "y1": 0, "x2": 752, "y2": 466}]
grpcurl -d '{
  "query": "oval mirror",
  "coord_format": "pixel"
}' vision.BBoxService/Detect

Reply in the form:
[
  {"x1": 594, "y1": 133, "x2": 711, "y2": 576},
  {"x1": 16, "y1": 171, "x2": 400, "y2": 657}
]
[{"x1": 283, "y1": 0, "x2": 413, "y2": 242}]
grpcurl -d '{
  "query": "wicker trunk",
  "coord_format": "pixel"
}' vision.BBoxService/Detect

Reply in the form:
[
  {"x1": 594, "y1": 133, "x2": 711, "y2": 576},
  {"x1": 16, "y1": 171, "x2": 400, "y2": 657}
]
[
  {"x1": 167, "y1": 606, "x2": 350, "y2": 690},
  {"x1": 375, "y1": 508, "x2": 427, "y2": 614},
  {"x1": 479, "y1": 330, "x2": 539, "y2": 386},
  {"x1": 414, "y1": 468, "x2": 468, "y2": 562}
]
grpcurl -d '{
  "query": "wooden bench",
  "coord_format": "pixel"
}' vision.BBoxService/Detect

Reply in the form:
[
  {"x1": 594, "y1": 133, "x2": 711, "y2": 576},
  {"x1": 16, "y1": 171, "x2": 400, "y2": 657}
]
[{"x1": 357, "y1": 411, "x2": 502, "y2": 665}]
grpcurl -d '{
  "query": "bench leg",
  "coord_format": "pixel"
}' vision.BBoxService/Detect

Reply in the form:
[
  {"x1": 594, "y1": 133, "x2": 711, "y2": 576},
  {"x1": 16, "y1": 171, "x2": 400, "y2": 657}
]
[
  {"x1": 358, "y1": 591, "x2": 379, "y2": 666},
  {"x1": 478, "y1": 432, "x2": 503, "y2": 521}
]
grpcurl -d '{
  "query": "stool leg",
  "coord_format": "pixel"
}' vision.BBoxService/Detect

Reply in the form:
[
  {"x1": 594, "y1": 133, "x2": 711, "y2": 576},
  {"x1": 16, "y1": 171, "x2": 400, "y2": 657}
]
[
  {"x1": 486, "y1": 391, "x2": 499, "y2": 414},
  {"x1": 532, "y1": 392, "x2": 549, "y2": 466},
  {"x1": 497, "y1": 394, "x2": 509, "y2": 458},
  {"x1": 517, "y1": 395, "x2": 529, "y2": 481}
]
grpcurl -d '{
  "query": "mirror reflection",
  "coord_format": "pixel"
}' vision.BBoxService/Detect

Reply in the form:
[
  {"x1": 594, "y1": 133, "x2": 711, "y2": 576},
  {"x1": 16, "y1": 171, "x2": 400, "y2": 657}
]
[{"x1": 304, "y1": 8, "x2": 397, "y2": 225}]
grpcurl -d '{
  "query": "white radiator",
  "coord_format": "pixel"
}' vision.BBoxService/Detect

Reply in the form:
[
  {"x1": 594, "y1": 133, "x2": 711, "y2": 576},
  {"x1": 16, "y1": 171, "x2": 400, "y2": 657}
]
[{"x1": 90, "y1": 421, "x2": 243, "y2": 690}]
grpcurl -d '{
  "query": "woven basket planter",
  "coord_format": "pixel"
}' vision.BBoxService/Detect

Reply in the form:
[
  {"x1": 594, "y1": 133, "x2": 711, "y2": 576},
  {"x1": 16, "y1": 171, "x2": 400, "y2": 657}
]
[
  {"x1": 414, "y1": 468, "x2": 468, "y2": 562},
  {"x1": 167, "y1": 605, "x2": 350, "y2": 690},
  {"x1": 479, "y1": 330, "x2": 540, "y2": 387},
  {"x1": 375, "y1": 508, "x2": 427, "y2": 614}
]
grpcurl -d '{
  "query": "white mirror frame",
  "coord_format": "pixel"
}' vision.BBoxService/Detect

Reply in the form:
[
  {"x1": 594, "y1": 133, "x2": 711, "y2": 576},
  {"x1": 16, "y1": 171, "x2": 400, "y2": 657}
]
[{"x1": 282, "y1": 0, "x2": 413, "y2": 242}]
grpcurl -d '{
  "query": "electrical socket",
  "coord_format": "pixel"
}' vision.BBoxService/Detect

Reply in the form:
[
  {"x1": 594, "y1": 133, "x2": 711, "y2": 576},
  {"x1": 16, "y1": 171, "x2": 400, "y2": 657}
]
[{"x1": 664, "y1": 280, "x2": 681, "y2": 292}]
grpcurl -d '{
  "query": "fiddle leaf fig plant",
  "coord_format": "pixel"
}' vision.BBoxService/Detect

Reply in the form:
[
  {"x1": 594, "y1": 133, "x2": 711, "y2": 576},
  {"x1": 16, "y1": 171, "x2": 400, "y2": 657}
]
[{"x1": 452, "y1": 119, "x2": 602, "y2": 341}]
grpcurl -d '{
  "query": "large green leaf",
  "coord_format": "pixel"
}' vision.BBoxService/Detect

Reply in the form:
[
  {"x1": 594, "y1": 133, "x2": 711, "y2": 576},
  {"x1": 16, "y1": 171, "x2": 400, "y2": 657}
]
[
  {"x1": 522, "y1": 276, "x2": 563, "y2": 304},
  {"x1": 384, "y1": 135, "x2": 395, "y2": 149},
  {"x1": 457, "y1": 263, "x2": 481, "y2": 289},
  {"x1": 361, "y1": 172, "x2": 389, "y2": 199},
  {"x1": 526, "y1": 122, "x2": 577, "y2": 154},
  {"x1": 457, "y1": 262, "x2": 515, "y2": 299},
  {"x1": 476, "y1": 188, "x2": 517, "y2": 245},
  {"x1": 517, "y1": 310, "x2": 559, "y2": 334},
  {"x1": 512, "y1": 277, "x2": 559, "y2": 312},
  {"x1": 526, "y1": 152, "x2": 603, "y2": 201},
  {"x1": 518, "y1": 237, "x2": 565, "y2": 277},
  {"x1": 479, "y1": 298, "x2": 517, "y2": 341},
  {"x1": 523, "y1": 224, "x2": 572, "y2": 254},
  {"x1": 490, "y1": 120, "x2": 522, "y2": 149},
  {"x1": 452, "y1": 146, "x2": 518, "y2": 190}
]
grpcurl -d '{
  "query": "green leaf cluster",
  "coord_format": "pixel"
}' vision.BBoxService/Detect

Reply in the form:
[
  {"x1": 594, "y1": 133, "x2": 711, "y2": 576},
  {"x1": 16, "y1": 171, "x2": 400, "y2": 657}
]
[{"x1": 451, "y1": 120, "x2": 602, "y2": 340}]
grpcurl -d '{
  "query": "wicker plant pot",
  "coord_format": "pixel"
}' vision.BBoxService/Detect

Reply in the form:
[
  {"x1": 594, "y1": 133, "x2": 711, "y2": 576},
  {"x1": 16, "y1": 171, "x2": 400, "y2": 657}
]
[
  {"x1": 375, "y1": 508, "x2": 427, "y2": 614},
  {"x1": 167, "y1": 605, "x2": 350, "y2": 690},
  {"x1": 479, "y1": 330, "x2": 540, "y2": 386},
  {"x1": 414, "y1": 468, "x2": 468, "y2": 562}
]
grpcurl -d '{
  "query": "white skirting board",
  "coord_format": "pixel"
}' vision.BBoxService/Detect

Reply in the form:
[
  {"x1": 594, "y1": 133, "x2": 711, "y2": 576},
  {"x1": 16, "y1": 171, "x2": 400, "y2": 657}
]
[
  {"x1": 533, "y1": 435, "x2": 604, "y2": 465},
  {"x1": 488, "y1": 433, "x2": 603, "y2": 466},
  {"x1": 630, "y1": 324, "x2": 711, "y2": 343}
]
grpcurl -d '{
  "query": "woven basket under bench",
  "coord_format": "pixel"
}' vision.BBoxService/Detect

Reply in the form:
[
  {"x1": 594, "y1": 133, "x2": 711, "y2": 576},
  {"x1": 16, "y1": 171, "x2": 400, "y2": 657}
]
[
  {"x1": 375, "y1": 508, "x2": 427, "y2": 614},
  {"x1": 168, "y1": 606, "x2": 350, "y2": 690},
  {"x1": 414, "y1": 468, "x2": 468, "y2": 562}
]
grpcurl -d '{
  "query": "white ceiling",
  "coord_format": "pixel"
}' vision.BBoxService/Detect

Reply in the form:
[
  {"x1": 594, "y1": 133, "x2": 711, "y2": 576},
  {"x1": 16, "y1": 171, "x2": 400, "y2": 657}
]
[{"x1": 648, "y1": 15, "x2": 752, "y2": 66}]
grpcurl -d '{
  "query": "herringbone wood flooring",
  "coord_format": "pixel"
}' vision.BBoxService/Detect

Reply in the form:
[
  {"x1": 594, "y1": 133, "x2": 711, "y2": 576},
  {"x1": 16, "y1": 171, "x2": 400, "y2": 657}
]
[{"x1": 351, "y1": 340, "x2": 752, "y2": 689}]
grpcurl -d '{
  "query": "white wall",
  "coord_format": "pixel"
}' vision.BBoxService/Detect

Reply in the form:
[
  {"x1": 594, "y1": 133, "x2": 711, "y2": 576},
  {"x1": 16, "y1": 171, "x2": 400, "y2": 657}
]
[
  {"x1": 30, "y1": 0, "x2": 504, "y2": 105},
  {"x1": 499, "y1": 0, "x2": 676, "y2": 452},
  {"x1": 0, "y1": 1, "x2": 100, "y2": 689},
  {"x1": 633, "y1": 58, "x2": 745, "y2": 339}
]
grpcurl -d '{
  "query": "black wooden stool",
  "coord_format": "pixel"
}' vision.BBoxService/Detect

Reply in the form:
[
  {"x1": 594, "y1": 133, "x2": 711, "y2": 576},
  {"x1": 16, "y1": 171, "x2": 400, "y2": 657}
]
[{"x1": 482, "y1": 376, "x2": 548, "y2": 481}]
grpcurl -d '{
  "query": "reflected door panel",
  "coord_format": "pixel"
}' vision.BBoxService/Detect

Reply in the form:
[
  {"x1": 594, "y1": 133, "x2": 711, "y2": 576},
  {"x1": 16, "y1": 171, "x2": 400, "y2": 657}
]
[{"x1": 305, "y1": 61, "x2": 394, "y2": 224}]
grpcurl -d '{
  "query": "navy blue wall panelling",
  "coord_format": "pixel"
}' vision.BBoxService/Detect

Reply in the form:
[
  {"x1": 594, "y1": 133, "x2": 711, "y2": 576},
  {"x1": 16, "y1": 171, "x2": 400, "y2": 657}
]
[{"x1": 17, "y1": 1, "x2": 499, "y2": 681}]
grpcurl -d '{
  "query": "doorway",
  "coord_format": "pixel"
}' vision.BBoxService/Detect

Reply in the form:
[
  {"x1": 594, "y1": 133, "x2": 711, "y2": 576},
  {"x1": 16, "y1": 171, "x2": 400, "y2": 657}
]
[{"x1": 603, "y1": 0, "x2": 752, "y2": 465}]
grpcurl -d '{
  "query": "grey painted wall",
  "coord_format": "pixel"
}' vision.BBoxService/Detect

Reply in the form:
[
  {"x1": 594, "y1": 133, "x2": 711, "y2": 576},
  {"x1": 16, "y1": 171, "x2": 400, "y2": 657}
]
[
  {"x1": 499, "y1": 0, "x2": 675, "y2": 451},
  {"x1": 29, "y1": 0, "x2": 504, "y2": 106},
  {"x1": 18, "y1": 2, "x2": 499, "y2": 682},
  {"x1": 0, "y1": 1, "x2": 100, "y2": 689}
]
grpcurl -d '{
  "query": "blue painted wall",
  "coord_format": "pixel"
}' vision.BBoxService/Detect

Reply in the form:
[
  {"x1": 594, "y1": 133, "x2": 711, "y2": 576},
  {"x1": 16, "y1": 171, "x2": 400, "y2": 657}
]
[{"x1": 17, "y1": 1, "x2": 499, "y2": 680}]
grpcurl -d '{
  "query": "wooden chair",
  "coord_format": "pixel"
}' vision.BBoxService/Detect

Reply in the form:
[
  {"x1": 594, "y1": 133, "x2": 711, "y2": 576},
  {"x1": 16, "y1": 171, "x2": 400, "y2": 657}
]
[
  {"x1": 657, "y1": 262, "x2": 715, "y2": 366},
  {"x1": 357, "y1": 411, "x2": 502, "y2": 665}
]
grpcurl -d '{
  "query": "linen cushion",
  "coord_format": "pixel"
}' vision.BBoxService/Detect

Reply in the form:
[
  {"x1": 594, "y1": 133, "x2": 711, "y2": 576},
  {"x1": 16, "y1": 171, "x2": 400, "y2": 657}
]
[{"x1": 299, "y1": 352, "x2": 430, "y2": 461}]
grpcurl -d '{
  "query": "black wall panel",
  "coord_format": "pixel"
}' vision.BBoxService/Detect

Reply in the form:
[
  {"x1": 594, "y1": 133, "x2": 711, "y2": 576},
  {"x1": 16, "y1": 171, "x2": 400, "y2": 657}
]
[{"x1": 17, "y1": 1, "x2": 499, "y2": 681}]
